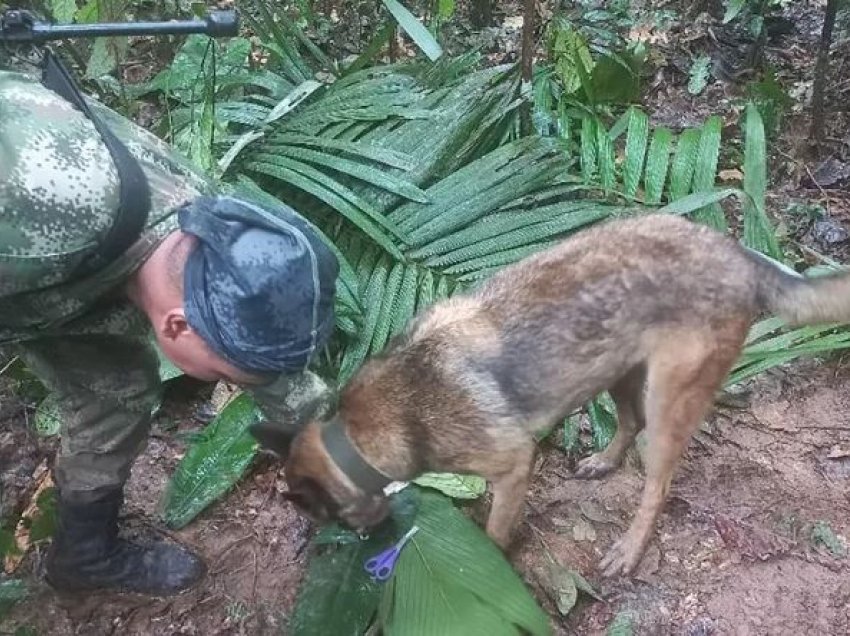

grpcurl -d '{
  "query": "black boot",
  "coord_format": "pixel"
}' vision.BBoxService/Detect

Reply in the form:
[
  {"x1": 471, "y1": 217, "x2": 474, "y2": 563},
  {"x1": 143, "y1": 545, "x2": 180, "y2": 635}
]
[{"x1": 45, "y1": 489, "x2": 206, "y2": 596}]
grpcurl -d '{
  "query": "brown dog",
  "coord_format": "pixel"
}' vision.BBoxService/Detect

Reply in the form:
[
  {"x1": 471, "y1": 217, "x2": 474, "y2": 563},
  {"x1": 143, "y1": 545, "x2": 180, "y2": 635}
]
[{"x1": 251, "y1": 213, "x2": 850, "y2": 576}]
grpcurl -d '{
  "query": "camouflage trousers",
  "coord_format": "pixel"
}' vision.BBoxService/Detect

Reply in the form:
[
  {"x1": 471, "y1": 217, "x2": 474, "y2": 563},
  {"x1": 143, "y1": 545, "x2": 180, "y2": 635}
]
[{"x1": 17, "y1": 334, "x2": 333, "y2": 504}]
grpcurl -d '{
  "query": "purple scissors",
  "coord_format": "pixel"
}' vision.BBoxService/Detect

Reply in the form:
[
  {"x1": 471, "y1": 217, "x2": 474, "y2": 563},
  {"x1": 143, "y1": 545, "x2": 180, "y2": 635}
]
[{"x1": 364, "y1": 525, "x2": 420, "y2": 582}]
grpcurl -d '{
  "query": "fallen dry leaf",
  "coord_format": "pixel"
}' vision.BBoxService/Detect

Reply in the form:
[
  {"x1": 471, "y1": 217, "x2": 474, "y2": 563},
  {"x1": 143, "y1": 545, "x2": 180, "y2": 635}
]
[
  {"x1": 827, "y1": 445, "x2": 850, "y2": 460},
  {"x1": 713, "y1": 514, "x2": 794, "y2": 562},
  {"x1": 4, "y1": 464, "x2": 53, "y2": 574},
  {"x1": 718, "y1": 168, "x2": 744, "y2": 182}
]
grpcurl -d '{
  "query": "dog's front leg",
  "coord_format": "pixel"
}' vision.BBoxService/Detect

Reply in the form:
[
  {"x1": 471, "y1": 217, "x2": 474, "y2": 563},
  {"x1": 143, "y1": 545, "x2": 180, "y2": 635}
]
[{"x1": 484, "y1": 442, "x2": 536, "y2": 550}]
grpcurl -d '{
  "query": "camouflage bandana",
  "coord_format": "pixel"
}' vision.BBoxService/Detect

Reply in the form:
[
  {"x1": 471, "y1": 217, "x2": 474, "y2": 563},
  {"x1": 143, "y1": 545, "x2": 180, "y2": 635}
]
[{"x1": 178, "y1": 195, "x2": 338, "y2": 375}]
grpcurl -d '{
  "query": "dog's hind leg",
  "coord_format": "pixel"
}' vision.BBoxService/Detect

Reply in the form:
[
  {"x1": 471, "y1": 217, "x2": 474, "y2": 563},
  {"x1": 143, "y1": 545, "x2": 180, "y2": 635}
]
[
  {"x1": 599, "y1": 325, "x2": 746, "y2": 577},
  {"x1": 483, "y1": 440, "x2": 537, "y2": 550},
  {"x1": 575, "y1": 364, "x2": 647, "y2": 479}
]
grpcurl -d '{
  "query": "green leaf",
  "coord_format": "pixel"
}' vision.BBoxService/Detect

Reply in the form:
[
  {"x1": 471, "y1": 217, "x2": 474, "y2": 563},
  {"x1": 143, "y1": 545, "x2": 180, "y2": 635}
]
[
  {"x1": 587, "y1": 393, "x2": 617, "y2": 451},
  {"x1": 723, "y1": 0, "x2": 747, "y2": 23},
  {"x1": 289, "y1": 536, "x2": 383, "y2": 636},
  {"x1": 543, "y1": 560, "x2": 578, "y2": 615},
  {"x1": 742, "y1": 103, "x2": 782, "y2": 260},
  {"x1": 159, "y1": 393, "x2": 261, "y2": 529},
  {"x1": 687, "y1": 55, "x2": 712, "y2": 95},
  {"x1": 643, "y1": 127, "x2": 673, "y2": 205},
  {"x1": 340, "y1": 256, "x2": 391, "y2": 382},
  {"x1": 48, "y1": 0, "x2": 78, "y2": 23},
  {"x1": 0, "y1": 578, "x2": 27, "y2": 617},
  {"x1": 27, "y1": 487, "x2": 57, "y2": 543},
  {"x1": 607, "y1": 611, "x2": 635, "y2": 636},
  {"x1": 690, "y1": 116, "x2": 726, "y2": 230},
  {"x1": 668, "y1": 128, "x2": 701, "y2": 201},
  {"x1": 383, "y1": 489, "x2": 551, "y2": 636},
  {"x1": 34, "y1": 393, "x2": 61, "y2": 437},
  {"x1": 622, "y1": 108, "x2": 649, "y2": 198},
  {"x1": 154, "y1": 343, "x2": 184, "y2": 382},
  {"x1": 380, "y1": 0, "x2": 444, "y2": 61},
  {"x1": 413, "y1": 473, "x2": 487, "y2": 499},
  {"x1": 291, "y1": 490, "x2": 420, "y2": 635},
  {"x1": 580, "y1": 117, "x2": 598, "y2": 183},
  {"x1": 657, "y1": 188, "x2": 741, "y2": 216},
  {"x1": 86, "y1": 37, "x2": 118, "y2": 79}
]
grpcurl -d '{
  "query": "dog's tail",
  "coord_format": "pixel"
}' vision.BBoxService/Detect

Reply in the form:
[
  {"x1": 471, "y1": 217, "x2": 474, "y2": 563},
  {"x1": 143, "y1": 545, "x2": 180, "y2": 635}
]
[{"x1": 747, "y1": 248, "x2": 850, "y2": 326}]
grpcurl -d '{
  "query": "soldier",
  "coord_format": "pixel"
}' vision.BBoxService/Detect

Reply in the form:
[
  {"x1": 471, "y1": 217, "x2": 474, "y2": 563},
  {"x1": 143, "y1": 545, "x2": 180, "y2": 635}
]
[{"x1": 0, "y1": 69, "x2": 338, "y2": 596}]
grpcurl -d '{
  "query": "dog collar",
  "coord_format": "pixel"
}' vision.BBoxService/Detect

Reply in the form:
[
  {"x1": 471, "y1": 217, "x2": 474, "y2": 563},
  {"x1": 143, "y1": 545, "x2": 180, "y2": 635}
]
[{"x1": 320, "y1": 418, "x2": 393, "y2": 494}]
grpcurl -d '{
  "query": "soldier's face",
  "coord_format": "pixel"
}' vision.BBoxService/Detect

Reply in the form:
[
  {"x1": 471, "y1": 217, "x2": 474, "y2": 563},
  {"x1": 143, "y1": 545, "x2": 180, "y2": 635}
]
[{"x1": 155, "y1": 311, "x2": 266, "y2": 385}]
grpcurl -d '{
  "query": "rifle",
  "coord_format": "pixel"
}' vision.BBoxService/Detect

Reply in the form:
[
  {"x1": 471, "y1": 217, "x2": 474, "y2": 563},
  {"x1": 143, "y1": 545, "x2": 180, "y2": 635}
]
[
  {"x1": 0, "y1": 8, "x2": 238, "y2": 43},
  {"x1": 0, "y1": 8, "x2": 240, "y2": 275}
]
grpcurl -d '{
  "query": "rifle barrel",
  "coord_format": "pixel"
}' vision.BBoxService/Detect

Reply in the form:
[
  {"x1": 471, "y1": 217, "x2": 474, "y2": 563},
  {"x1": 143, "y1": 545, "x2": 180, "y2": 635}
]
[{"x1": 1, "y1": 10, "x2": 238, "y2": 43}]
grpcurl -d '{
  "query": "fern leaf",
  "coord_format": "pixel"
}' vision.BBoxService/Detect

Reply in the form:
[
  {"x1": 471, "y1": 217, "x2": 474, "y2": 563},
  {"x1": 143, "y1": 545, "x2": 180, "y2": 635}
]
[
  {"x1": 264, "y1": 146, "x2": 428, "y2": 203},
  {"x1": 667, "y1": 128, "x2": 701, "y2": 201},
  {"x1": 643, "y1": 127, "x2": 673, "y2": 205},
  {"x1": 339, "y1": 256, "x2": 391, "y2": 382},
  {"x1": 446, "y1": 241, "x2": 561, "y2": 277},
  {"x1": 690, "y1": 116, "x2": 726, "y2": 230},
  {"x1": 266, "y1": 133, "x2": 416, "y2": 170},
  {"x1": 622, "y1": 108, "x2": 650, "y2": 198},
  {"x1": 597, "y1": 121, "x2": 617, "y2": 190},
  {"x1": 580, "y1": 117, "x2": 598, "y2": 182},
  {"x1": 370, "y1": 262, "x2": 406, "y2": 354},
  {"x1": 422, "y1": 205, "x2": 612, "y2": 268},
  {"x1": 245, "y1": 158, "x2": 405, "y2": 258},
  {"x1": 742, "y1": 103, "x2": 782, "y2": 260},
  {"x1": 388, "y1": 265, "x2": 420, "y2": 339}
]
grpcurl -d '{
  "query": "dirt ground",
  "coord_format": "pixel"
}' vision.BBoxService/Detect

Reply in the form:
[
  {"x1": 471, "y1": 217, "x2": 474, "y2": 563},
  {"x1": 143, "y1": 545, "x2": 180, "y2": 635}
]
[
  {"x1": 3, "y1": 0, "x2": 850, "y2": 634},
  {"x1": 3, "y1": 357, "x2": 849, "y2": 635}
]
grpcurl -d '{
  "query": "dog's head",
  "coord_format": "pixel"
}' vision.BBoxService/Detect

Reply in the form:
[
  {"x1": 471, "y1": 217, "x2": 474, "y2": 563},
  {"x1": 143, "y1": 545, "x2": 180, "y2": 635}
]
[{"x1": 250, "y1": 420, "x2": 391, "y2": 533}]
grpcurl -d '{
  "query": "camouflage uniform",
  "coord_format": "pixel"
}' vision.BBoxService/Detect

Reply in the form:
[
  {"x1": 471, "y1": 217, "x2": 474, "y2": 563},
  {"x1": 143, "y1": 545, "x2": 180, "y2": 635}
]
[{"x1": 0, "y1": 70, "x2": 333, "y2": 503}]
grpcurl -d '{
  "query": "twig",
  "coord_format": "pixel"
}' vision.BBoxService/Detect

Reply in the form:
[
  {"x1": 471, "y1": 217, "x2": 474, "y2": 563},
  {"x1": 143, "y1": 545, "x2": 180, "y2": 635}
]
[{"x1": 0, "y1": 355, "x2": 19, "y2": 377}]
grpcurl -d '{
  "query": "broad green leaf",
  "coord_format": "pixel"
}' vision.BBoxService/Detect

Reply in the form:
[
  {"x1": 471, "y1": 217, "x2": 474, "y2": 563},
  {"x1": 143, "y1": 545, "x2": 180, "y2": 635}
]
[
  {"x1": 34, "y1": 393, "x2": 61, "y2": 437},
  {"x1": 622, "y1": 108, "x2": 649, "y2": 198},
  {"x1": 289, "y1": 535, "x2": 383, "y2": 636},
  {"x1": 380, "y1": 0, "x2": 443, "y2": 61},
  {"x1": 691, "y1": 116, "x2": 726, "y2": 230},
  {"x1": 643, "y1": 127, "x2": 673, "y2": 205},
  {"x1": 687, "y1": 55, "x2": 712, "y2": 95},
  {"x1": 742, "y1": 103, "x2": 782, "y2": 260},
  {"x1": 413, "y1": 473, "x2": 486, "y2": 499},
  {"x1": 159, "y1": 393, "x2": 261, "y2": 529},
  {"x1": 86, "y1": 37, "x2": 118, "y2": 79},
  {"x1": 384, "y1": 489, "x2": 551, "y2": 636}
]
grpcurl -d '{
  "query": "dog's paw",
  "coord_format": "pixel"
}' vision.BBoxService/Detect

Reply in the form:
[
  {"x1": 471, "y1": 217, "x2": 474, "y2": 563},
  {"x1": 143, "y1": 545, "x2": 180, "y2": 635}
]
[
  {"x1": 574, "y1": 453, "x2": 618, "y2": 480},
  {"x1": 599, "y1": 537, "x2": 643, "y2": 578}
]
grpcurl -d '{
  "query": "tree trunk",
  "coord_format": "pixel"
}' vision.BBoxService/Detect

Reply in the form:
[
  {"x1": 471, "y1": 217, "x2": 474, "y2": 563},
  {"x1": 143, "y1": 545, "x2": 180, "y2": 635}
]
[
  {"x1": 519, "y1": 0, "x2": 536, "y2": 136},
  {"x1": 810, "y1": 0, "x2": 838, "y2": 143},
  {"x1": 471, "y1": 0, "x2": 493, "y2": 28}
]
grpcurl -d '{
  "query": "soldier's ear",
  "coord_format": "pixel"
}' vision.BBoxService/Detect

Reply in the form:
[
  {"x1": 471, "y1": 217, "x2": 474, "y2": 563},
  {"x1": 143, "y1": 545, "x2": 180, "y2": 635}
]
[{"x1": 249, "y1": 422, "x2": 296, "y2": 458}]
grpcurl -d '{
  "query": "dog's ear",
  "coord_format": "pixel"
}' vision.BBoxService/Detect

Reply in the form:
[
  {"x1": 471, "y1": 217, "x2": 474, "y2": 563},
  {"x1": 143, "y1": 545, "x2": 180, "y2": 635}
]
[{"x1": 249, "y1": 422, "x2": 295, "y2": 457}]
